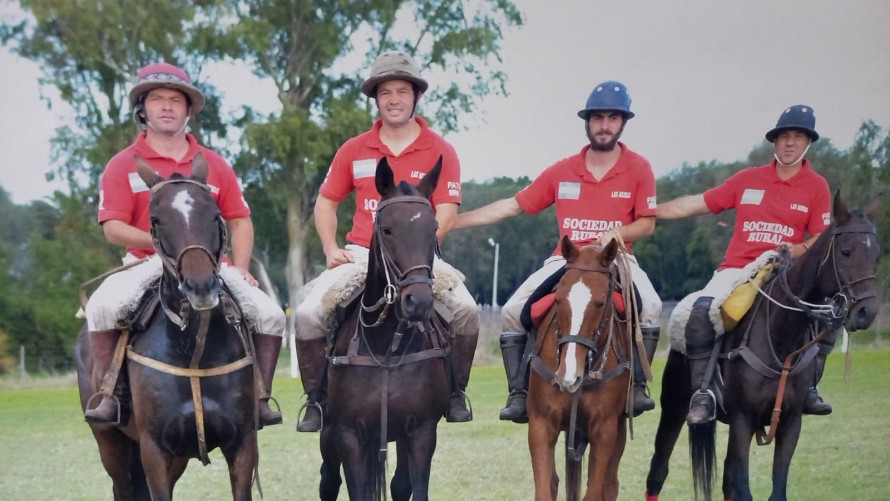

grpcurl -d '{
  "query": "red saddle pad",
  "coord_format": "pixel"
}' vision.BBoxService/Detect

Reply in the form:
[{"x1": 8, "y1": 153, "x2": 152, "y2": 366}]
[{"x1": 530, "y1": 291, "x2": 626, "y2": 328}]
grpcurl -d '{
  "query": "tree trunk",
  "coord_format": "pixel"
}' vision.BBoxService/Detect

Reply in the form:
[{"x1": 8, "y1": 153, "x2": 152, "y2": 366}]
[{"x1": 285, "y1": 194, "x2": 309, "y2": 311}]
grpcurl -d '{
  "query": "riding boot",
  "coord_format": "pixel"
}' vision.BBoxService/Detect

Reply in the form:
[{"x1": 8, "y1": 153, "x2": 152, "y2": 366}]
[
  {"x1": 84, "y1": 329, "x2": 123, "y2": 424},
  {"x1": 631, "y1": 326, "x2": 660, "y2": 416},
  {"x1": 253, "y1": 332, "x2": 283, "y2": 428},
  {"x1": 446, "y1": 332, "x2": 478, "y2": 422},
  {"x1": 296, "y1": 337, "x2": 328, "y2": 432},
  {"x1": 685, "y1": 297, "x2": 717, "y2": 425},
  {"x1": 803, "y1": 350, "x2": 832, "y2": 415},
  {"x1": 498, "y1": 332, "x2": 529, "y2": 423}
]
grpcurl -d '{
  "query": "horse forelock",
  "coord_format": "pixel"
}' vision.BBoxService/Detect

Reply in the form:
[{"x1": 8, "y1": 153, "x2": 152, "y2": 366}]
[{"x1": 396, "y1": 180, "x2": 420, "y2": 196}]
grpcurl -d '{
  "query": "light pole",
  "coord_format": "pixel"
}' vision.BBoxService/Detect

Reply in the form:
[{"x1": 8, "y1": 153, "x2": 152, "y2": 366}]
[{"x1": 488, "y1": 238, "x2": 499, "y2": 308}]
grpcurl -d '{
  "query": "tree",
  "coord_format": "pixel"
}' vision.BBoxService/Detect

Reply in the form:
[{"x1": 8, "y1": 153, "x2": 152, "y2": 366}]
[{"x1": 228, "y1": 1, "x2": 522, "y2": 307}]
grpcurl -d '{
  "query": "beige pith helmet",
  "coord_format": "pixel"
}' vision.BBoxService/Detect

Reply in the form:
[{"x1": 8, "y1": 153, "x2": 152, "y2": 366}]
[
  {"x1": 129, "y1": 62, "x2": 205, "y2": 115},
  {"x1": 361, "y1": 51, "x2": 429, "y2": 98}
]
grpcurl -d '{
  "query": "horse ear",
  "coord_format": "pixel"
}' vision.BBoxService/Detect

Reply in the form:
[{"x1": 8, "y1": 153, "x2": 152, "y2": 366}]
[
  {"x1": 832, "y1": 189, "x2": 850, "y2": 226},
  {"x1": 601, "y1": 239, "x2": 619, "y2": 267},
  {"x1": 135, "y1": 155, "x2": 161, "y2": 188},
  {"x1": 375, "y1": 157, "x2": 396, "y2": 198},
  {"x1": 560, "y1": 235, "x2": 579, "y2": 262},
  {"x1": 190, "y1": 152, "x2": 209, "y2": 184},
  {"x1": 417, "y1": 155, "x2": 443, "y2": 199}
]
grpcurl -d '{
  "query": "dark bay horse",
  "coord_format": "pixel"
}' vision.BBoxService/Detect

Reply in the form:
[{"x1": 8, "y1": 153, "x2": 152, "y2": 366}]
[
  {"x1": 646, "y1": 192, "x2": 880, "y2": 501},
  {"x1": 76, "y1": 153, "x2": 258, "y2": 500},
  {"x1": 318, "y1": 157, "x2": 450, "y2": 501},
  {"x1": 527, "y1": 237, "x2": 632, "y2": 501}
]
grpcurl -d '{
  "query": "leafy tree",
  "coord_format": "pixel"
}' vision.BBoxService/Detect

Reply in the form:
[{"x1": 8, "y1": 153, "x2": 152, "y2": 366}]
[{"x1": 227, "y1": 0, "x2": 523, "y2": 307}]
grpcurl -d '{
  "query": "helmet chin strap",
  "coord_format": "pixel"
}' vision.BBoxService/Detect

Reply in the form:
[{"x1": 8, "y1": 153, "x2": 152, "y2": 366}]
[{"x1": 774, "y1": 142, "x2": 810, "y2": 167}]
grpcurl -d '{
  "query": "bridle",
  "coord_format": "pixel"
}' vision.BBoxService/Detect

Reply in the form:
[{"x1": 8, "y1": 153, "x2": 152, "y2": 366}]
[
  {"x1": 360, "y1": 195, "x2": 435, "y2": 328},
  {"x1": 148, "y1": 178, "x2": 228, "y2": 283},
  {"x1": 555, "y1": 261, "x2": 614, "y2": 361}
]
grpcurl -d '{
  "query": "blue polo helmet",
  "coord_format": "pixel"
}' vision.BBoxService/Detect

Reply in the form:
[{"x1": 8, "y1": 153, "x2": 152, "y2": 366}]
[
  {"x1": 577, "y1": 81, "x2": 634, "y2": 120},
  {"x1": 765, "y1": 105, "x2": 819, "y2": 142}
]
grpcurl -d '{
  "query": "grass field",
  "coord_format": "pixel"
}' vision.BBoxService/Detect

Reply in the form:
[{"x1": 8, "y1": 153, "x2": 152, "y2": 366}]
[{"x1": 1, "y1": 349, "x2": 889, "y2": 500}]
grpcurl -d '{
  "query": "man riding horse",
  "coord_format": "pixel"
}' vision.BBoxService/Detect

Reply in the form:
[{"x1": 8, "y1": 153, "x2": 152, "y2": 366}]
[
  {"x1": 656, "y1": 104, "x2": 834, "y2": 424},
  {"x1": 83, "y1": 62, "x2": 286, "y2": 427},
  {"x1": 453, "y1": 80, "x2": 662, "y2": 421},
  {"x1": 294, "y1": 51, "x2": 479, "y2": 432}
]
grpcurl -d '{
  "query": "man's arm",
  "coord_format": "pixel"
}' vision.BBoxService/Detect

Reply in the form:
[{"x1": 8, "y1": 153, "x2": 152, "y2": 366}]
[
  {"x1": 315, "y1": 194, "x2": 352, "y2": 269},
  {"x1": 599, "y1": 216, "x2": 655, "y2": 246},
  {"x1": 102, "y1": 220, "x2": 153, "y2": 250},
  {"x1": 227, "y1": 216, "x2": 259, "y2": 286},
  {"x1": 656, "y1": 194, "x2": 710, "y2": 220},
  {"x1": 453, "y1": 197, "x2": 524, "y2": 229},
  {"x1": 434, "y1": 202, "x2": 458, "y2": 242}
]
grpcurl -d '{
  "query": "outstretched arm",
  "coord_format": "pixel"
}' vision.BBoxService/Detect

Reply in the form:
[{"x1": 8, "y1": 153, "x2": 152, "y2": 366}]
[
  {"x1": 656, "y1": 194, "x2": 710, "y2": 220},
  {"x1": 453, "y1": 197, "x2": 524, "y2": 229}
]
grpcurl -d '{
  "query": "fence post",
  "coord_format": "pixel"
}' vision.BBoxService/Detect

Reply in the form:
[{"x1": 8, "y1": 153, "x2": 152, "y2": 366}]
[{"x1": 19, "y1": 345, "x2": 27, "y2": 381}]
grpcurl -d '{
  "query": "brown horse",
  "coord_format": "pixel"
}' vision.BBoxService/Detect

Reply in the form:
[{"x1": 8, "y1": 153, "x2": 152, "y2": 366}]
[
  {"x1": 646, "y1": 192, "x2": 880, "y2": 501},
  {"x1": 75, "y1": 153, "x2": 258, "y2": 500},
  {"x1": 318, "y1": 157, "x2": 450, "y2": 501},
  {"x1": 527, "y1": 237, "x2": 632, "y2": 501}
]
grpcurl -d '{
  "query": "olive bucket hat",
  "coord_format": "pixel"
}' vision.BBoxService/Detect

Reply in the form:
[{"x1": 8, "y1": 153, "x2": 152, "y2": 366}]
[
  {"x1": 765, "y1": 105, "x2": 819, "y2": 143},
  {"x1": 129, "y1": 63, "x2": 205, "y2": 115},
  {"x1": 361, "y1": 51, "x2": 429, "y2": 98}
]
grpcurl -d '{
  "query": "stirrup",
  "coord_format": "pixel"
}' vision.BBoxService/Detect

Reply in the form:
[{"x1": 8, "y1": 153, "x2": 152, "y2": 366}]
[
  {"x1": 259, "y1": 396, "x2": 283, "y2": 427},
  {"x1": 296, "y1": 401, "x2": 324, "y2": 433},
  {"x1": 445, "y1": 391, "x2": 473, "y2": 423},
  {"x1": 632, "y1": 385, "x2": 656, "y2": 416},
  {"x1": 84, "y1": 392, "x2": 122, "y2": 426},
  {"x1": 686, "y1": 389, "x2": 716, "y2": 424}
]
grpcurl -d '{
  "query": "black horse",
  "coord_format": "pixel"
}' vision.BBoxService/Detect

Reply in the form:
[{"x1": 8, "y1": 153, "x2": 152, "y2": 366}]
[
  {"x1": 76, "y1": 154, "x2": 258, "y2": 500},
  {"x1": 646, "y1": 192, "x2": 880, "y2": 501},
  {"x1": 318, "y1": 157, "x2": 450, "y2": 501}
]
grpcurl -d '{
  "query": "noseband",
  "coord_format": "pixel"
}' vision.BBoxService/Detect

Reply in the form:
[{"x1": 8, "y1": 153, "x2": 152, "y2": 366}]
[
  {"x1": 360, "y1": 195, "x2": 435, "y2": 328},
  {"x1": 148, "y1": 178, "x2": 228, "y2": 282}
]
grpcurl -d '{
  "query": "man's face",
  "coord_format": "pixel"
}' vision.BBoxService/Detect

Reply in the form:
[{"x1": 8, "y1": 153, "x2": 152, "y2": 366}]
[
  {"x1": 585, "y1": 111, "x2": 625, "y2": 151},
  {"x1": 143, "y1": 88, "x2": 190, "y2": 134},
  {"x1": 773, "y1": 129, "x2": 811, "y2": 166},
  {"x1": 375, "y1": 79, "x2": 418, "y2": 126}
]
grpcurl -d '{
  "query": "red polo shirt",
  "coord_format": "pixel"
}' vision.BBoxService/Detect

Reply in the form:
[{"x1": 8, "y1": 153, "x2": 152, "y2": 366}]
[
  {"x1": 704, "y1": 159, "x2": 831, "y2": 269},
  {"x1": 319, "y1": 117, "x2": 462, "y2": 248},
  {"x1": 515, "y1": 143, "x2": 657, "y2": 255}
]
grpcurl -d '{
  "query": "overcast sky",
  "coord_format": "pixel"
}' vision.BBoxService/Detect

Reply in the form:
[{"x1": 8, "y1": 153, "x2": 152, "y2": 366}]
[{"x1": 2, "y1": 0, "x2": 889, "y2": 204}]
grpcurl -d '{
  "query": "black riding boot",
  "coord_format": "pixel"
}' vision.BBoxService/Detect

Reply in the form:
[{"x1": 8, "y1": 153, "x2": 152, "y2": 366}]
[
  {"x1": 685, "y1": 297, "x2": 717, "y2": 425},
  {"x1": 84, "y1": 329, "x2": 124, "y2": 424},
  {"x1": 498, "y1": 332, "x2": 529, "y2": 423},
  {"x1": 631, "y1": 326, "x2": 660, "y2": 416},
  {"x1": 253, "y1": 332, "x2": 283, "y2": 428},
  {"x1": 296, "y1": 338, "x2": 328, "y2": 432},
  {"x1": 446, "y1": 332, "x2": 478, "y2": 422},
  {"x1": 803, "y1": 350, "x2": 832, "y2": 415}
]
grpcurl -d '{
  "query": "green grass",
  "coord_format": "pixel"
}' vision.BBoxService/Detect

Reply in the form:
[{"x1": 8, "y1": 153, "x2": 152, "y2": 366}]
[{"x1": 1, "y1": 349, "x2": 889, "y2": 500}]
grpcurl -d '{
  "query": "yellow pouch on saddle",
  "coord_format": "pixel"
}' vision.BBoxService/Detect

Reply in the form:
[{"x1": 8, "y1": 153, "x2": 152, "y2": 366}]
[{"x1": 720, "y1": 262, "x2": 776, "y2": 332}]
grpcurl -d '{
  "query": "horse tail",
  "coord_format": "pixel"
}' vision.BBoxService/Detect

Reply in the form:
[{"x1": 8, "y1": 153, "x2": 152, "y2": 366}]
[
  {"x1": 688, "y1": 421, "x2": 716, "y2": 501},
  {"x1": 564, "y1": 430, "x2": 586, "y2": 501},
  {"x1": 366, "y1": 441, "x2": 387, "y2": 501}
]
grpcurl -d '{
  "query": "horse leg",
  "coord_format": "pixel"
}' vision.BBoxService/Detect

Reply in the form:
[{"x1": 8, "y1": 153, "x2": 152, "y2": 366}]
[
  {"x1": 91, "y1": 427, "x2": 150, "y2": 501},
  {"x1": 723, "y1": 416, "x2": 755, "y2": 501},
  {"x1": 404, "y1": 420, "x2": 439, "y2": 501},
  {"x1": 529, "y1": 416, "x2": 560, "y2": 501},
  {"x1": 583, "y1": 413, "x2": 622, "y2": 501},
  {"x1": 139, "y1": 439, "x2": 188, "y2": 501},
  {"x1": 319, "y1": 425, "x2": 343, "y2": 501},
  {"x1": 223, "y1": 432, "x2": 258, "y2": 501},
  {"x1": 600, "y1": 415, "x2": 627, "y2": 501},
  {"x1": 391, "y1": 441, "x2": 412, "y2": 501},
  {"x1": 338, "y1": 427, "x2": 371, "y2": 501},
  {"x1": 646, "y1": 350, "x2": 690, "y2": 498},
  {"x1": 768, "y1": 414, "x2": 803, "y2": 501}
]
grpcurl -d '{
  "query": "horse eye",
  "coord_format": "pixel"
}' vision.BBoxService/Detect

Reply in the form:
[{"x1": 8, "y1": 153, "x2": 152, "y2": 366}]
[
  {"x1": 841, "y1": 249, "x2": 851, "y2": 257},
  {"x1": 381, "y1": 227, "x2": 392, "y2": 236}
]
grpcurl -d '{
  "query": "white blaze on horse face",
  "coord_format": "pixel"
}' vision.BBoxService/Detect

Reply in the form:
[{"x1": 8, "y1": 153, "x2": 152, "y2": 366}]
[
  {"x1": 410, "y1": 211, "x2": 422, "y2": 222},
  {"x1": 171, "y1": 190, "x2": 195, "y2": 227},
  {"x1": 562, "y1": 280, "x2": 593, "y2": 384}
]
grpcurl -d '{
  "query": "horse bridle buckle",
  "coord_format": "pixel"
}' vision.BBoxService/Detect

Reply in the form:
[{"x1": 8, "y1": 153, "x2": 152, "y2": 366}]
[{"x1": 384, "y1": 284, "x2": 398, "y2": 305}]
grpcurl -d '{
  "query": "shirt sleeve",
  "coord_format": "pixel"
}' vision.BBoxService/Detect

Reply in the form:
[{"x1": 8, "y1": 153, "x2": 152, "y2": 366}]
[
  {"x1": 97, "y1": 154, "x2": 136, "y2": 225},
  {"x1": 703, "y1": 170, "x2": 744, "y2": 215},
  {"x1": 515, "y1": 164, "x2": 557, "y2": 215},
  {"x1": 205, "y1": 150, "x2": 251, "y2": 220},
  {"x1": 429, "y1": 142, "x2": 462, "y2": 206},
  {"x1": 808, "y1": 176, "x2": 832, "y2": 235},
  {"x1": 319, "y1": 143, "x2": 357, "y2": 202},
  {"x1": 634, "y1": 161, "x2": 657, "y2": 218}
]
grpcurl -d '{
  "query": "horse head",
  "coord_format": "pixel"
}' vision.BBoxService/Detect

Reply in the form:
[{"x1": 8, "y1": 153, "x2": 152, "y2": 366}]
[
  {"x1": 552, "y1": 236, "x2": 619, "y2": 393},
  {"x1": 370, "y1": 156, "x2": 442, "y2": 322},
  {"x1": 136, "y1": 153, "x2": 226, "y2": 310},
  {"x1": 817, "y1": 191, "x2": 881, "y2": 331}
]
